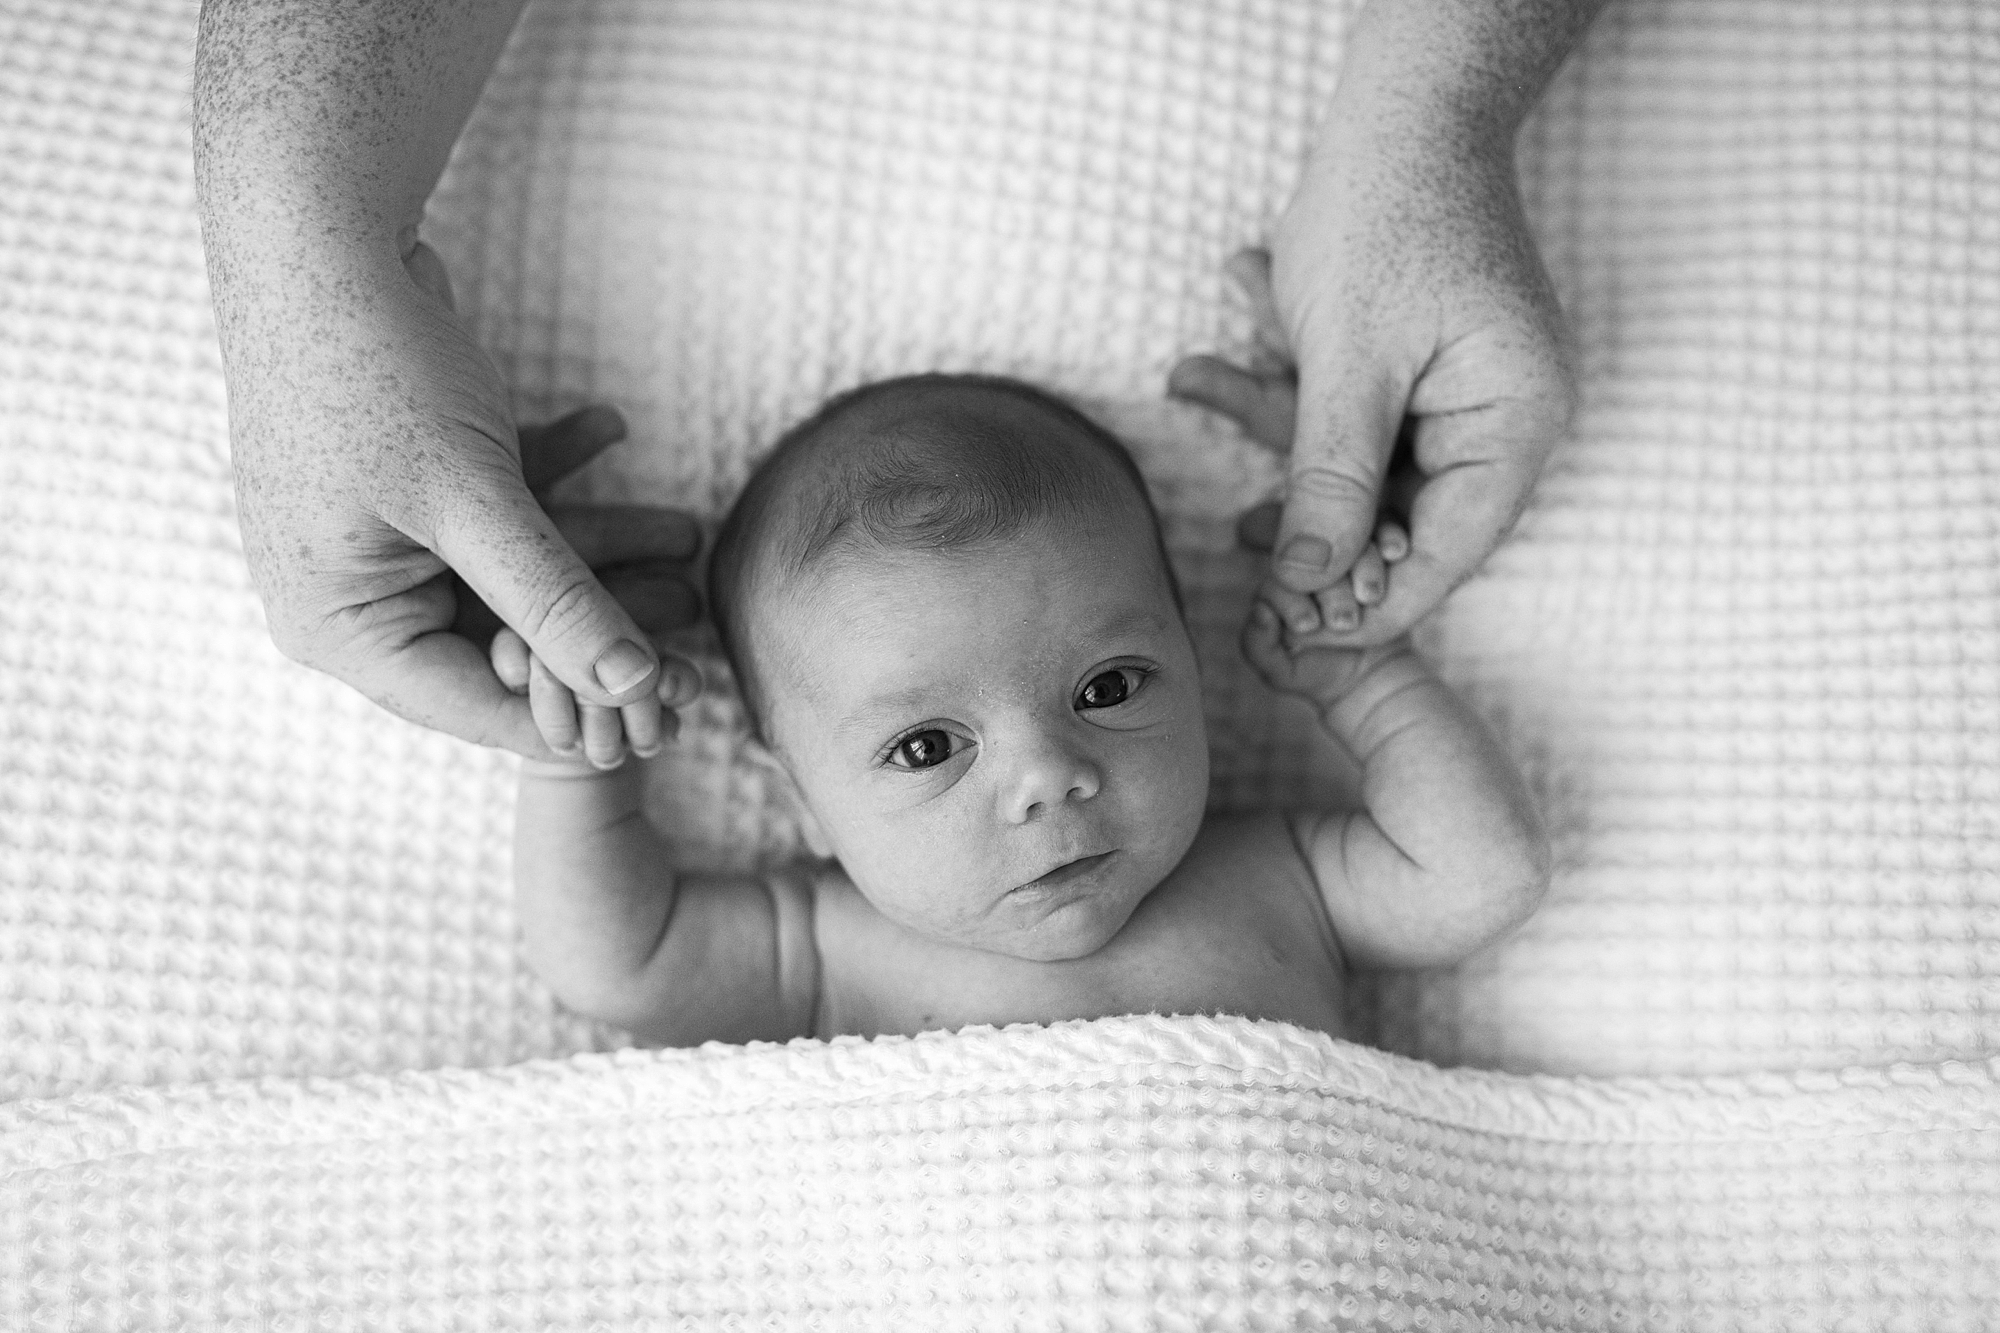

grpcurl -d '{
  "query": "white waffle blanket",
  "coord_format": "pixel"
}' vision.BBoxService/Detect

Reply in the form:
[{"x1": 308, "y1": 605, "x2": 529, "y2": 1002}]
[
  {"x1": 2, "y1": 0, "x2": 1997, "y2": 1324},
  {"x1": 4, "y1": 1014, "x2": 1997, "y2": 1329}
]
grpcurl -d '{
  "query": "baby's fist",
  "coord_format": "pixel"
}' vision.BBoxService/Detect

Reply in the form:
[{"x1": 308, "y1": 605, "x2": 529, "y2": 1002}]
[
  {"x1": 491, "y1": 625, "x2": 701, "y2": 769},
  {"x1": 1242, "y1": 601, "x2": 1393, "y2": 710}
]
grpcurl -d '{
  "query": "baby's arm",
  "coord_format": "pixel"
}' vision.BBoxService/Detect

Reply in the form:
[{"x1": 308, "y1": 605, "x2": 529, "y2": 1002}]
[
  {"x1": 1179, "y1": 248, "x2": 1547, "y2": 965},
  {"x1": 505, "y1": 636, "x2": 818, "y2": 1045},
  {"x1": 1243, "y1": 618, "x2": 1548, "y2": 968}
]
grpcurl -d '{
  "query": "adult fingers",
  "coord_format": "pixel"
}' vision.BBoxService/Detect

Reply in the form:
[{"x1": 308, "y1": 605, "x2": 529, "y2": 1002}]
[
  {"x1": 333, "y1": 579, "x2": 576, "y2": 760},
  {"x1": 401, "y1": 239, "x2": 457, "y2": 311},
  {"x1": 1236, "y1": 499, "x2": 1282, "y2": 553},
  {"x1": 1351, "y1": 450, "x2": 1540, "y2": 643},
  {"x1": 1167, "y1": 355, "x2": 1297, "y2": 456},
  {"x1": 548, "y1": 505, "x2": 703, "y2": 570},
  {"x1": 1224, "y1": 248, "x2": 1288, "y2": 362},
  {"x1": 519, "y1": 406, "x2": 630, "y2": 494},
  {"x1": 451, "y1": 511, "x2": 702, "y2": 649},
  {"x1": 593, "y1": 564, "x2": 703, "y2": 637},
  {"x1": 1269, "y1": 355, "x2": 1403, "y2": 594},
  {"x1": 436, "y1": 464, "x2": 664, "y2": 709}
]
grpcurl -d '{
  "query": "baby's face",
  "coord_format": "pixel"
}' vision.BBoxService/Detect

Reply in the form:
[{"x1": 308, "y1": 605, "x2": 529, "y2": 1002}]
[{"x1": 759, "y1": 510, "x2": 1208, "y2": 961}]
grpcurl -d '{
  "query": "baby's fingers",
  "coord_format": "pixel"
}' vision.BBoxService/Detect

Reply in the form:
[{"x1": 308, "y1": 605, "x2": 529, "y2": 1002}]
[
  {"x1": 1258, "y1": 576, "x2": 1323, "y2": 640},
  {"x1": 1314, "y1": 579, "x2": 1361, "y2": 635},
  {"x1": 491, "y1": 626, "x2": 531, "y2": 694},
  {"x1": 625, "y1": 656, "x2": 705, "y2": 758},
  {"x1": 1240, "y1": 601, "x2": 1299, "y2": 692},
  {"x1": 528, "y1": 652, "x2": 582, "y2": 758},
  {"x1": 1376, "y1": 519, "x2": 1410, "y2": 563},
  {"x1": 1350, "y1": 543, "x2": 1387, "y2": 607},
  {"x1": 579, "y1": 702, "x2": 627, "y2": 770}
]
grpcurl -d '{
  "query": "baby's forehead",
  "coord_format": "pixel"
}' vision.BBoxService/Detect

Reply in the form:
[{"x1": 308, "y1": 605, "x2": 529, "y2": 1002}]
[
  {"x1": 718, "y1": 373, "x2": 1174, "y2": 738},
  {"x1": 803, "y1": 380, "x2": 1104, "y2": 478},
  {"x1": 760, "y1": 515, "x2": 1179, "y2": 720}
]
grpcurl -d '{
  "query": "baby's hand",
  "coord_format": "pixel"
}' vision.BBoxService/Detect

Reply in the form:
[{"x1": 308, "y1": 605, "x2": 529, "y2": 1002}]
[
  {"x1": 1168, "y1": 250, "x2": 1411, "y2": 644},
  {"x1": 492, "y1": 626, "x2": 702, "y2": 770},
  {"x1": 1241, "y1": 600, "x2": 1408, "y2": 711}
]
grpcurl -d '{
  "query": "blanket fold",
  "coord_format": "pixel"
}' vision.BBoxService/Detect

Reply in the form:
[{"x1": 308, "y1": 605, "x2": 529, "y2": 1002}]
[{"x1": 4, "y1": 1015, "x2": 1996, "y2": 1329}]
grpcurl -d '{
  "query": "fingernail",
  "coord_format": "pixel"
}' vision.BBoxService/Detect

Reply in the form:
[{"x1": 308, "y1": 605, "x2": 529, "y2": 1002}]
[
  {"x1": 1289, "y1": 608, "x2": 1319, "y2": 635},
  {"x1": 657, "y1": 661, "x2": 704, "y2": 706},
  {"x1": 1281, "y1": 536, "x2": 1333, "y2": 573},
  {"x1": 1328, "y1": 608, "x2": 1359, "y2": 631},
  {"x1": 633, "y1": 741, "x2": 662, "y2": 759},
  {"x1": 594, "y1": 640, "x2": 656, "y2": 695}
]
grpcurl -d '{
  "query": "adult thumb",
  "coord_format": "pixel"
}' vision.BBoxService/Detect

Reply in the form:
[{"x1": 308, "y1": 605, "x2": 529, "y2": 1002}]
[
  {"x1": 435, "y1": 468, "x2": 660, "y2": 706},
  {"x1": 1271, "y1": 360, "x2": 1404, "y2": 593}
]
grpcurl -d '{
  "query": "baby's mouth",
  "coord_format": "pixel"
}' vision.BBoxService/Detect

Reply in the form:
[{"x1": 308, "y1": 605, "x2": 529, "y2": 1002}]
[{"x1": 1011, "y1": 851, "x2": 1116, "y2": 901}]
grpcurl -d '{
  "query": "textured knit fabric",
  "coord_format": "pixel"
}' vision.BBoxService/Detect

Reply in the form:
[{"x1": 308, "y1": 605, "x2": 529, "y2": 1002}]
[
  {"x1": 1, "y1": 0, "x2": 1998, "y2": 1323},
  {"x1": 4, "y1": 1014, "x2": 1996, "y2": 1331}
]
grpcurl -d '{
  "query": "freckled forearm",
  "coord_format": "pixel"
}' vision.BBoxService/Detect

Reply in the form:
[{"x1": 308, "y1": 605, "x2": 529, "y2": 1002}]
[
  {"x1": 192, "y1": 0, "x2": 529, "y2": 269},
  {"x1": 1317, "y1": 0, "x2": 1607, "y2": 160}
]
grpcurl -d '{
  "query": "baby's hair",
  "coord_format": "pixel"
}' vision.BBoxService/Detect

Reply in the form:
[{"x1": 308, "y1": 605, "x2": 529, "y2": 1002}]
[{"x1": 708, "y1": 372, "x2": 1179, "y2": 742}]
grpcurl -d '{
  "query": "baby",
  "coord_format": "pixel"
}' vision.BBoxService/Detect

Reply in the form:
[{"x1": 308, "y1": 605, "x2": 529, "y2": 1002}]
[{"x1": 495, "y1": 362, "x2": 1548, "y2": 1045}]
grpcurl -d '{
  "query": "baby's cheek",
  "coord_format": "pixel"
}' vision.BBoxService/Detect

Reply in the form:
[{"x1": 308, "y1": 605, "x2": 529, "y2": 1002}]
[
  {"x1": 1145, "y1": 719, "x2": 1211, "y2": 854},
  {"x1": 829, "y1": 802, "x2": 997, "y2": 935}
]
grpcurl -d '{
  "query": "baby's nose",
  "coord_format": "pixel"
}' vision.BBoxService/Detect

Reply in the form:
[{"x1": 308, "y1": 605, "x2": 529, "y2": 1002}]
[{"x1": 1000, "y1": 733, "x2": 1102, "y2": 824}]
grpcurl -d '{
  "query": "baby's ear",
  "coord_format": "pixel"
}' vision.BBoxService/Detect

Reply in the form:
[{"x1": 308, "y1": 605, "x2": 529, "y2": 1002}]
[
  {"x1": 793, "y1": 802, "x2": 834, "y2": 860},
  {"x1": 742, "y1": 739, "x2": 834, "y2": 859}
]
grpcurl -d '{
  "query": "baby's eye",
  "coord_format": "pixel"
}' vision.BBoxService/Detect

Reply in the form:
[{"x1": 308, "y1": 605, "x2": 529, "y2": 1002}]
[
  {"x1": 887, "y1": 728, "x2": 961, "y2": 770},
  {"x1": 1076, "y1": 667, "x2": 1146, "y2": 711}
]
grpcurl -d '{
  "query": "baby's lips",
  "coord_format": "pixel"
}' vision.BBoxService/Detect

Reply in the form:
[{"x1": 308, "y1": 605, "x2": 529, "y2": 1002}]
[{"x1": 656, "y1": 658, "x2": 704, "y2": 708}]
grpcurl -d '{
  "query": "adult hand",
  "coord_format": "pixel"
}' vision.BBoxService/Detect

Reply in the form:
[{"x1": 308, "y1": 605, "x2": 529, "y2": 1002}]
[
  {"x1": 196, "y1": 0, "x2": 701, "y2": 762},
  {"x1": 224, "y1": 235, "x2": 701, "y2": 761},
  {"x1": 1259, "y1": 124, "x2": 1574, "y2": 645},
  {"x1": 1171, "y1": 250, "x2": 1418, "y2": 639},
  {"x1": 1176, "y1": 0, "x2": 1599, "y2": 647}
]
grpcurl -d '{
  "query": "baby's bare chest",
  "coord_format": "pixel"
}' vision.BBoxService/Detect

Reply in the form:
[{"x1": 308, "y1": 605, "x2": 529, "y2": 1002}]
[{"x1": 818, "y1": 813, "x2": 1350, "y2": 1040}]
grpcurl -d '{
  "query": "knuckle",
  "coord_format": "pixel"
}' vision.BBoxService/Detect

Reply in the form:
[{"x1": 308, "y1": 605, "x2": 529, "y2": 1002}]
[
  {"x1": 262, "y1": 614, "x2": 319, "y2": 666},
  {"x1": 1287, "y1": 461, "x2": 1378, "y2": 511},
  {"x1": 517, "y1": 570, "x2": 602, "y2": 650}
]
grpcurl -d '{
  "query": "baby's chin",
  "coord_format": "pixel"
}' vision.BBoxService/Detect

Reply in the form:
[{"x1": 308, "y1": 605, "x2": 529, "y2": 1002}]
[
  {"x1": 951, "y1": 886, "x2": 1147, "y2": 962},
  {"x1": 985, "y1": 915, "x2": 1120, "y2": 962}
]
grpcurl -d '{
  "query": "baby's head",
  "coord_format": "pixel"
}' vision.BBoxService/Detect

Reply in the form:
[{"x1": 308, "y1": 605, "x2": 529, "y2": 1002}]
[{"x1": 710, "y1": 374, "x2": 1209, "y2": 961}]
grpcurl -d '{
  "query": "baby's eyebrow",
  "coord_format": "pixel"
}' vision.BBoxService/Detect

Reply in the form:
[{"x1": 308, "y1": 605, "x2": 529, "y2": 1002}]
[
  {"x1": 1092, "y1": 608, "x2": 1169, "y2": 640},
  {"x1": 830, "y1": 607, "x2": 1170, "y2": 743},
  {"x1": 833, "y1": 683, "x2": 943, "y2": 742}
]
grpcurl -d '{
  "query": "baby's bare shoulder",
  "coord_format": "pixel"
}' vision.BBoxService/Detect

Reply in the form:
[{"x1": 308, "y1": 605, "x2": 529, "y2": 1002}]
[
  {"x1": 1163, "y1": 809, "x2": 1317, "y2": 891},
  {"x1": 1104, "y1": 810, "x2": 1348, "y2": 1033}
]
